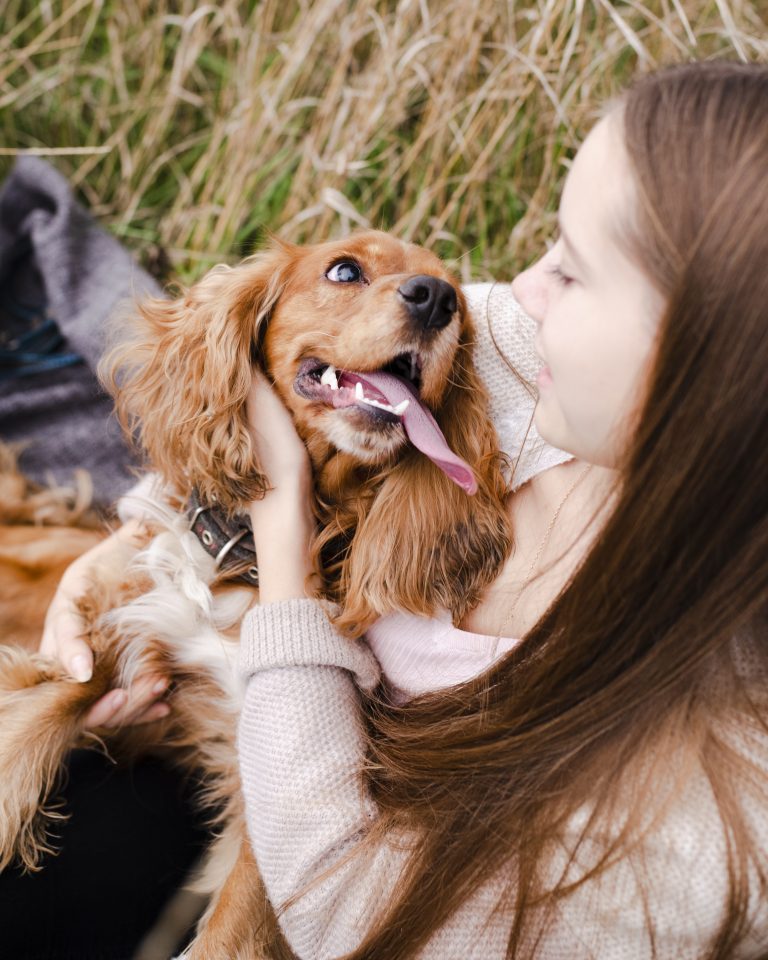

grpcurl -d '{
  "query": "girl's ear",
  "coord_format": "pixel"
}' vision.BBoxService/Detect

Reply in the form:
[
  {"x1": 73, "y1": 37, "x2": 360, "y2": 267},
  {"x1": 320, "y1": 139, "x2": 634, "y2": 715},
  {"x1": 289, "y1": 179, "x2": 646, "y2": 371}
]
[
  {"x1": 331, "y1": 327, "x2": 513, "y2": 636},
  {"x1": 100, "y1": 243, "x2": 297, "y2": 514}
]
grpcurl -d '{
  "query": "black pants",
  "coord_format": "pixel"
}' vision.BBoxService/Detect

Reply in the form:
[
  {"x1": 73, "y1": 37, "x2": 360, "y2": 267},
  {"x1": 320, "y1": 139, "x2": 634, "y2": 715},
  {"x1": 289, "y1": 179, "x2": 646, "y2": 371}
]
[{"x1": 0, "y1": 750, "x2": 211, "y2": 960}]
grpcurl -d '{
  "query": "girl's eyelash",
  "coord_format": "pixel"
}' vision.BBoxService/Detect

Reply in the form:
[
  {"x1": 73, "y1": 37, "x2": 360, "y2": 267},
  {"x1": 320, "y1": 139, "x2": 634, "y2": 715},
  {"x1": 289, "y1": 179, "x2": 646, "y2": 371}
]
[{"x1": 546, "y1": 264, "x2": 573, "y2": 286}]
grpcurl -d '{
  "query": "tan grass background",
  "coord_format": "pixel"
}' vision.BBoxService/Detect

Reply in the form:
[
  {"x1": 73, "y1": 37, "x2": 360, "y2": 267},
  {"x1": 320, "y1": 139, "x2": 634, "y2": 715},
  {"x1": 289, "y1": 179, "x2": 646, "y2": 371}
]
[{"x1": 2, "y1": 1, "x2": 767, "y2": 282}]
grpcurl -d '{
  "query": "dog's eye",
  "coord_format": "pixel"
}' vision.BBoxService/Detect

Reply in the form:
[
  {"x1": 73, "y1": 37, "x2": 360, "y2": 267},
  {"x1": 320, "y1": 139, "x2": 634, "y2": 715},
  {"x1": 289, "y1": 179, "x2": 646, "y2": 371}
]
[{"x1": 326, "y1": 261, "x2": 363, "y2": 283}]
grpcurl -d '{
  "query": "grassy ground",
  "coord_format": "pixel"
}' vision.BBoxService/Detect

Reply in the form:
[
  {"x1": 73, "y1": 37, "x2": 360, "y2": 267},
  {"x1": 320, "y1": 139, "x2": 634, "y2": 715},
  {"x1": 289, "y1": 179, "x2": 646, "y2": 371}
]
[{"x1": 1, "y1": 0, "x2": 766, "y2": 284}]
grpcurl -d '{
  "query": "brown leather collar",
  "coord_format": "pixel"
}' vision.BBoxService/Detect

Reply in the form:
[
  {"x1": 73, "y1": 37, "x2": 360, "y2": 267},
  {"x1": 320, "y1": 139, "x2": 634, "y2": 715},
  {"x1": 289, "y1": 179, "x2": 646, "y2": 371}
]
[{"x1": 186, "y1": 488, "x2": 258, "y2": 586}]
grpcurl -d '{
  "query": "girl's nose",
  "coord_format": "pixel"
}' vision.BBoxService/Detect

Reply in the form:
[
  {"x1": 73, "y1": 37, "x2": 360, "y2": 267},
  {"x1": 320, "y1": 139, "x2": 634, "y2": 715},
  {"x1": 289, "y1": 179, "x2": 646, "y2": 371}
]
[{"x1": 511, "y1": 256, "x2": 549, "y2": 324}]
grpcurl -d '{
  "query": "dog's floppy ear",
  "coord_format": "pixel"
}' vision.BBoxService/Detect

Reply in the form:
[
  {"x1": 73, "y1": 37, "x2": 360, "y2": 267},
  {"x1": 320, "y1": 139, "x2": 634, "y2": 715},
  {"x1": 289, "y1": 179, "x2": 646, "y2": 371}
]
[
  {"x1": 331, "y1": 326, "x2": 513, "y2": 636},
  {"x1": 100, "y1": 242, "x2": 297, "y2": 513}
]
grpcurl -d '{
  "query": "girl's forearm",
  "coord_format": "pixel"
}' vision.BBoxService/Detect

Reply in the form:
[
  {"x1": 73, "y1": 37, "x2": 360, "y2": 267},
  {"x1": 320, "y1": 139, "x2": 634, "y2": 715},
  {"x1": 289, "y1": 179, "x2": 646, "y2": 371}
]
[
  {"x1": 248, "y1": 480, "x2": 318, "y2": 603},
  {"x1": 238, "y1": 598, "x2": 390, "y2": 957}
]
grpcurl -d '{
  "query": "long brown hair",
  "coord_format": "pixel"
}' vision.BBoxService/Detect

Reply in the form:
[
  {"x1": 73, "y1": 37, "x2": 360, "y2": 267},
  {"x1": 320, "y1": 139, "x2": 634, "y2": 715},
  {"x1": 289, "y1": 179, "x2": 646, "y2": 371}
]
[{"x1": 344, "y1": 62, "x2": 768, "y2": 958}]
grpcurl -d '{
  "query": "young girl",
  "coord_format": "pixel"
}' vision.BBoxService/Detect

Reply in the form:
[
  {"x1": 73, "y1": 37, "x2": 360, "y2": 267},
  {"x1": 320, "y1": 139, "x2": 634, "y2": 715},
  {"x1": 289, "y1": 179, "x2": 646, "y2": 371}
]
[
  {"x1": 42, "y1": 61, "x2": 768, "y2": 957},
  {"x1": 236, "y1": 61, "x2": 768, "y2": 958}
]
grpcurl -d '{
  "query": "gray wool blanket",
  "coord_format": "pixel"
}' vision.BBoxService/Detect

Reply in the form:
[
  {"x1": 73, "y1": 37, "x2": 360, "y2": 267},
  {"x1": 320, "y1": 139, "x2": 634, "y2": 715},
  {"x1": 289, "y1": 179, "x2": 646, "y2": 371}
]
[{"x1": 0, "y1": 156, "x2": 161, "y2": 508}]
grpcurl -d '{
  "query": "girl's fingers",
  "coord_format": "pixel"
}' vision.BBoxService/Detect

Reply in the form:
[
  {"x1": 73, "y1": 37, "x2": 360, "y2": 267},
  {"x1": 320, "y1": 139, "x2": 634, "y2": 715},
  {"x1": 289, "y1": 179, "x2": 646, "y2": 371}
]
[
  {"x1": 64, "y1": 640, "x2": 93, "y2": 683},
  {"x1": 116, "y1": 676, "x2": 169, "y2": 727},
  {"x1": 85, "y1": 688, "x2": 128, "y2": 728},
  {"x1": 41, "y1": 601, "x2": 93, "y2": 681},
  {"x1": 245, "y1": 368, "x2": 312, "y2": 483},
  {"x1": 129, "y1": 701, "x2": 172, "y2": 726},
  {"x1": 84, "y1": 676, "x2": 170, "y2": 730},
  {"x1": 39, "y1": 521, "x2": 175, "y2": 727}
]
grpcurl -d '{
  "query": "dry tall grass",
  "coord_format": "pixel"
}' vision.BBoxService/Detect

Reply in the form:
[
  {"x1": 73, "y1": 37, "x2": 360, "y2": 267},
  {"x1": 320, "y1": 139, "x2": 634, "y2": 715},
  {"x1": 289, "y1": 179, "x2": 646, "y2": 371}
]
[{"x1": 1, "y1": 1, "x2": 766, "y2": 281}]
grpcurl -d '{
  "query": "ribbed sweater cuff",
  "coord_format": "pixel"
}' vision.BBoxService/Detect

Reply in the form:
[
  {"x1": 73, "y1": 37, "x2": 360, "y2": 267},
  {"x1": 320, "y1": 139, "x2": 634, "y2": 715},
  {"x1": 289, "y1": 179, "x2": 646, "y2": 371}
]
[{"x1": 239, "y1": 597, "x2": 381, "y2": 692}]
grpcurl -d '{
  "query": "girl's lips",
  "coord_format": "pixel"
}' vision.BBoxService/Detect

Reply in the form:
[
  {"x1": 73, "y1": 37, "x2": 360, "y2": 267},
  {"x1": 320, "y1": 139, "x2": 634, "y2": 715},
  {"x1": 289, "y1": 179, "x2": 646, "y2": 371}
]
[{"x1": 537, "y1": 364, "x2": 553, "y2": 387}]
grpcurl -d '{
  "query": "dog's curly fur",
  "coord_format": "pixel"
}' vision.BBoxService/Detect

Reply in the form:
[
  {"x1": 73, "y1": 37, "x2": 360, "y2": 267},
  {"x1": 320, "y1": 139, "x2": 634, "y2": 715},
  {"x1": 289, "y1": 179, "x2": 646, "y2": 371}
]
[{"x1": 0, "y1": 231, "x2": 511, "y2": 958}]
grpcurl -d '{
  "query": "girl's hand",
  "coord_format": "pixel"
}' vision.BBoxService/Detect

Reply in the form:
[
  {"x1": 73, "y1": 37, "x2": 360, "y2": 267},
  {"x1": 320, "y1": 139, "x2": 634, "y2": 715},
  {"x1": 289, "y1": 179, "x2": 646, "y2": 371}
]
[
  {"x1": 245, "y1": 369, "x2": 318, "y2": 603},
  {"x1": 245, "y1": 368, "x2": 313, "y2": 493},
  {"x1": 40, "y1": 519, "x2": 171, "y2": 729}
]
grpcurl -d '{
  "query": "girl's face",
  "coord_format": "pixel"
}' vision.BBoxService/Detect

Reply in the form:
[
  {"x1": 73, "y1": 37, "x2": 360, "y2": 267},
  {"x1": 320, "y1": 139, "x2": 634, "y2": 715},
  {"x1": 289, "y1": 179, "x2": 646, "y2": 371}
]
[{"x1": 511, "y1": 114, "x2": 665, "y2": 468}]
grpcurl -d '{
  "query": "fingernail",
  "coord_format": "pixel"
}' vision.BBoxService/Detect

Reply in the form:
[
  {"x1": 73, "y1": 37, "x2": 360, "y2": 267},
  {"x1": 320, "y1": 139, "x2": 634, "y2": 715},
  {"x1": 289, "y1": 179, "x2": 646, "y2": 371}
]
[
  {"x1": 152, "y1": 678, "x2": 168, "y2": 695},
  {"x1": 70, "y1": 655, "x2": 92, "y2": 682},
  {"x1": 109, "y1": 689, "x2": 127, "y2": 710}
]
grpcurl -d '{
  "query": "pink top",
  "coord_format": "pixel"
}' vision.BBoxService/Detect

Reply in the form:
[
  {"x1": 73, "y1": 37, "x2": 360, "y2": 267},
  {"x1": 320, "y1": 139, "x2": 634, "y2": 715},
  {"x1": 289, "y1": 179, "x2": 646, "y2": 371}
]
[{"x1": 366, "y1": 608, "x2": 521, "y2": 704}]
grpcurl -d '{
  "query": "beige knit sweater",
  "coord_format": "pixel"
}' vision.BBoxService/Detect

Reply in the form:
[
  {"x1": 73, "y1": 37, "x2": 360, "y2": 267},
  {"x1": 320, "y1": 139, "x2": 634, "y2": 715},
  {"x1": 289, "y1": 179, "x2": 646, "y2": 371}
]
[{"x1": 237, "y1": 285, "x2": 768, "y2": 959}]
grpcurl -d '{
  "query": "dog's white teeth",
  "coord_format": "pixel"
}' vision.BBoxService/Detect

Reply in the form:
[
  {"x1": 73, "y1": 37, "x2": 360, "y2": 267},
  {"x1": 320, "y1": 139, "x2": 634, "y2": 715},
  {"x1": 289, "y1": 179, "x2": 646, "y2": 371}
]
[
  {"x1": 357, "y1": 395, "x2": 410, "y2": 417},
  {"x1": 354, "y1": 381, "x2": 365, "y2": 401},
  {"x1": 320, "y1": 365, "x2": 339, "y2": 390}
]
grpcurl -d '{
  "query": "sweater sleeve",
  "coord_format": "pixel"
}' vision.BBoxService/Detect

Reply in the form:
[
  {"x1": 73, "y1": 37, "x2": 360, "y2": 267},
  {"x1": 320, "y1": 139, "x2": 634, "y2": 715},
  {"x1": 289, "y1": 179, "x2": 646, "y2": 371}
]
[{"x1": 237, "y1": 598, "x2": 411, "y2": 959}]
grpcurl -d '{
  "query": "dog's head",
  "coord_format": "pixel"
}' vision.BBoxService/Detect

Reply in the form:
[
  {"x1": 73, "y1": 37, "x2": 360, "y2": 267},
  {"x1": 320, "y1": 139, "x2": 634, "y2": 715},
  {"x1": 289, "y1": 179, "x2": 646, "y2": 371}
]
[
  {"x1": 103, "y1": 230, "x2": 511, "y2": 632},
  {"x1": 262, "y1": 233, "x2": 470, "y2": 485}
]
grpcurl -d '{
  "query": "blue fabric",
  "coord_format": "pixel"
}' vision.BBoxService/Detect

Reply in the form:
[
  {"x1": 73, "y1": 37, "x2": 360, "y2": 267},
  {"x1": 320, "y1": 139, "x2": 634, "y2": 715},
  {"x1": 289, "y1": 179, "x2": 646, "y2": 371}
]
[{"x1": 0, "y1": 306, "x2": 83, "y2": 381}]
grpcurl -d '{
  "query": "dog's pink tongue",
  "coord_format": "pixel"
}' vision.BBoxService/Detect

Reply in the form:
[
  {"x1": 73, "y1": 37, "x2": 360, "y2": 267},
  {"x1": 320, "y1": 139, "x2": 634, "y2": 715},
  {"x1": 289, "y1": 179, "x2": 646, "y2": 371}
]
[{"x1": 355, "y1": 370, "x2": 477, "y2": 495}]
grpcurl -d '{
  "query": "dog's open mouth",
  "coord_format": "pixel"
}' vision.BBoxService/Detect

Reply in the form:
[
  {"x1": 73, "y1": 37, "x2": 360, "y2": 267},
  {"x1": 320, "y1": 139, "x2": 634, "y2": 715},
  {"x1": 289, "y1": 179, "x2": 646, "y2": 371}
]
[
  {"x1": 294, "y1": 353, "x2": 478, "y2": 495},
  {"x1": 294, "y1": 353, "x2": 421, "y2": 423}
]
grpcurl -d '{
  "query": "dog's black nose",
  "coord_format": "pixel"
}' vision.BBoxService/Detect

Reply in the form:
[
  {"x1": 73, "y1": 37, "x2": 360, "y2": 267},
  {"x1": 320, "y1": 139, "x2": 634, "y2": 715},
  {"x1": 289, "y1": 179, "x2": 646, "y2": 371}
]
[{"x1": 398, "y1": 276, "x2": 457, "y2": 331}]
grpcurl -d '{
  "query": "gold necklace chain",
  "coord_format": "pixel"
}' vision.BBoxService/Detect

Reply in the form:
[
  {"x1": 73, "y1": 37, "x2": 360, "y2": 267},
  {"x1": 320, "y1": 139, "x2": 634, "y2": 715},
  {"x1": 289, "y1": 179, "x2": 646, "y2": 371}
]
[{"x1": 491, "y1": 464, "x2": 593, "y2": 651}]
